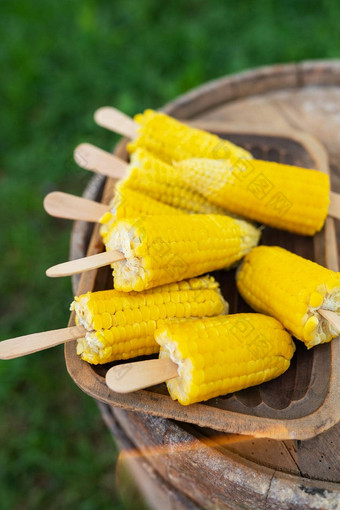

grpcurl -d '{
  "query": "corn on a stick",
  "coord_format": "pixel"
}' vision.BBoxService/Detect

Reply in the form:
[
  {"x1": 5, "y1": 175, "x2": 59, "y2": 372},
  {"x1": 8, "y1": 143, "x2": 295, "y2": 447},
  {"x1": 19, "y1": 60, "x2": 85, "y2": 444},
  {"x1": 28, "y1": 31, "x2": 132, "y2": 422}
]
[
  {"x1": 89, "y1": 110, "x2": 340, "y2": 227},
  {"x1": 237, "y1": 245, "x2": 340, "y2": 348},
  {"x1": 94, "y1": 107, "x2": 251, "y2": 162},
  {"x1": 106, "y1": 314, "x2": 295, "y2": 405},
  {"x1": 47, "y1": 213, "x2": 260, "y2": 288},
  {"x1": 74, "y1": 141, "x2": 340, "y2": 228},
  {"x1": 72, "y1": 276, "x2": 227, "y2": 364},
  {"x1": 0, "y1": 277, "x2": 227, "y2": 363},
  {"x1": 105, "y1": 214, "x2": 261, "y2": 291}
]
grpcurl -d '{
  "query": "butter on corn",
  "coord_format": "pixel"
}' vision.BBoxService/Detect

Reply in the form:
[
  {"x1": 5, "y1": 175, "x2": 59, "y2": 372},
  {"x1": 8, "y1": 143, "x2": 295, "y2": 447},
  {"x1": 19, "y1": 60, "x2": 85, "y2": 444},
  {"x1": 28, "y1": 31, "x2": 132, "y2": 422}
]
[
  {"x1": 237, "y1": 246, "x2": 340, "y2": 348},
  {"x1": 127, "y1": 109, "x2": 252, "y2": 163},
  {"x1": 104, "y1": 214, "x2": 261, "y2": 292},
  {"x1": 176, "y1": 158, "x2": 330, "y2": 236},
  {"x1": 71, "y1": 276, "x2": 228, "y2": 364},
  {"x1": 156, "y1": 314, "x2": 295, "y2": 405}
]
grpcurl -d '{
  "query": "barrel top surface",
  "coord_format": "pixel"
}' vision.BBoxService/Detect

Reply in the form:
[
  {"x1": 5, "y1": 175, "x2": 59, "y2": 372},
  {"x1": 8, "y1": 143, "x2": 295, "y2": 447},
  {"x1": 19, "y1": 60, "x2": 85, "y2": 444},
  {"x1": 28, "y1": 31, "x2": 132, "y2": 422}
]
[{"x1": 68, "y1": 61, "x2": 340, "y2": 507}]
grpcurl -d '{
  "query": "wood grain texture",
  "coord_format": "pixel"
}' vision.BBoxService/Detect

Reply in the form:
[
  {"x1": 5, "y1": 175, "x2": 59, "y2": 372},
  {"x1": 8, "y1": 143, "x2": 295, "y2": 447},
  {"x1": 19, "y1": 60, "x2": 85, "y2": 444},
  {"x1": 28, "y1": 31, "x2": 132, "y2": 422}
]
[
  {"x1": 66, "y1": 62, "x2": 340, "y2": 507},
  {"x1": 96, "y1": 402, "x2": 197, "y2": 510},
  {"x1": 111, "y1": 407, "x2": 340, "y2": 510}
]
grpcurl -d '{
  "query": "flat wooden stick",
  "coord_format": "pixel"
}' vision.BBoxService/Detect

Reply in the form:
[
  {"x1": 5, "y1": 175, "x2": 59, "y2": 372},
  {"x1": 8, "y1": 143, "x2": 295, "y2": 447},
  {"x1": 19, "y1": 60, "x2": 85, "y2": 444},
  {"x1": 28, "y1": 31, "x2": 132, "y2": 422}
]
[
  {"x1": 74, "y1": 143, "x2": 126, "y2": 178},
  {"x1": 318, "y1": 309, "x2": 340, "y2": 332},
  {"x1": 44, "y1": 192, "x2": 108, "y2": 222},
  {"x1": 0, "y1": 325, "x2": 86, "y2": 360},
  {"x1": 106, "y1": 358, "x2": 179, "y2": 393},
  {"x1": 46, "y1": 250, "x2": 125, "y2": 278},
  {"x1": 328, "y1": 191, "x2": 340, "y2": 220},
  {"x1": 94, "y1": 107, "x2": 138, "y2": 138}
]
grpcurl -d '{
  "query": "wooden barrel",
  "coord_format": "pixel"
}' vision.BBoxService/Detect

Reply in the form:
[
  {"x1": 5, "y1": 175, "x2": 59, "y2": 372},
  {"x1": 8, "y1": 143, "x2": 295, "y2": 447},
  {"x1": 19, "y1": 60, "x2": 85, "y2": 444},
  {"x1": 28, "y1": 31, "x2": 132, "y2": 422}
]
[{"x1": 69, "y1": 61, "x2": 340, "y2": 509}]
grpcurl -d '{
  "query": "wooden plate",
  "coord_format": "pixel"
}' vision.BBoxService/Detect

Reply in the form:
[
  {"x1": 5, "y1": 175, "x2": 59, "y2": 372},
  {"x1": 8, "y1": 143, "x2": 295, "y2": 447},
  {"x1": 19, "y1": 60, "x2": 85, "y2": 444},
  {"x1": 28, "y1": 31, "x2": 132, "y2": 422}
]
[{"x1": 65, "y1": 124, "x2": 340, "y2": 440}]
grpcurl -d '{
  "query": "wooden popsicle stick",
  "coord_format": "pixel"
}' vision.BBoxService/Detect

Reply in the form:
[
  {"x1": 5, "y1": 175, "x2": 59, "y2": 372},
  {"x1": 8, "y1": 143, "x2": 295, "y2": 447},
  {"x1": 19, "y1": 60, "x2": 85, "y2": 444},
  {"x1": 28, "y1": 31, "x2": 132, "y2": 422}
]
[
  {"x1": 44, "y1": 192, "x2": 108, "y2": 222},
  {"x1": 106, "y1": 358, "x2": 179, "y2": 393},
  {"x1": 318, "y1": 309, "x2": 340, "y2": 333},
  {"x1": 328, "y1": 191, "x2": 340, "y2": 220},
  {"x1": 46, "y1": 250, "x2": 125, "y2": 278},
  {"x1": 94, "y1": 107, "x2": 138, "y2": 138},
  {"x1": 74, "y1": 143, "x2": 127, "y2": 179},
  {"x1": 0, "y1": 325, "x2": 86, "y2": 360}
]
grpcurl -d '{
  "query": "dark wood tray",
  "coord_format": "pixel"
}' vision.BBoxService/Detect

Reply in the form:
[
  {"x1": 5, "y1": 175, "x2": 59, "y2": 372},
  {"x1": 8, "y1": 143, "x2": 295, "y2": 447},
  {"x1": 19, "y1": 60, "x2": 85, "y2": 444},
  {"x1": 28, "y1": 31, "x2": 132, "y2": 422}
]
[{"x1": 65, "y1": 123, "x2": 340, "y2": 440}]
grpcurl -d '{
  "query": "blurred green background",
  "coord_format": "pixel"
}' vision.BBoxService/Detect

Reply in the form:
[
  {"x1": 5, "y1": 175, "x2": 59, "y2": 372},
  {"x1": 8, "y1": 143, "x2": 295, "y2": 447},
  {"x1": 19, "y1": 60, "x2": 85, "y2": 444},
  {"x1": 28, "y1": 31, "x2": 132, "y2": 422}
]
[{"x1": 1, "y1": 0, "x2": 340, "y2": 507}]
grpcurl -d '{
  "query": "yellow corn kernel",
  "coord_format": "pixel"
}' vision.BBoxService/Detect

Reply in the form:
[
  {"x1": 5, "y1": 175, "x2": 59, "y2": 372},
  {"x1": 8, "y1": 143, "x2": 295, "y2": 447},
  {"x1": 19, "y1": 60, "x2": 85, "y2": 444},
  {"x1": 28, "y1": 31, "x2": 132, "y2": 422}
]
[
  {"x1": 156, "y1": 314, "x2": 295, "y2": 405},
  {"x1": 70, "y1": 275, "x2": 228, "y2": 364},
  {"x1": 104, "y1": 214, "x2": 261, "y2": 292},
  {"x1": 309, "y1": 292, "x2": 323, "y2": 308},
  {"x1": 236, "y1": 245, "x2": 340, "y2": 348},
  {"x1": 99, "y1": 211, "x2": 113, "y2": 225},
  {"x1": 303, "y1": 316, "x2": 319, "y2": 336},
  {"x1": 176, "y1": 158, "x2": 330, "y2": 236},
  {"x1": 127, "y1": 109, "x2": 252, "y2": 163}
]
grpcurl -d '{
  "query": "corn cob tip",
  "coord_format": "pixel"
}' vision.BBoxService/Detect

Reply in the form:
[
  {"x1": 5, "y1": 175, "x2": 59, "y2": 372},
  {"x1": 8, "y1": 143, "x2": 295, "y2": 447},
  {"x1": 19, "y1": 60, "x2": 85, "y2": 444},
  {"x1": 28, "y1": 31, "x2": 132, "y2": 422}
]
[{"x1": 237, "y1": 245, "x2": 340, "y2": 349}]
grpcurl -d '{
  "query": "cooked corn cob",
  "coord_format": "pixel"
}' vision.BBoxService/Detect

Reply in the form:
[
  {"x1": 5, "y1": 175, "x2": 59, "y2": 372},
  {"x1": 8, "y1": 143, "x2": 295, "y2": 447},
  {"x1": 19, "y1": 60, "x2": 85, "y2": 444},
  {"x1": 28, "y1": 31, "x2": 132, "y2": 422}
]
[
  {"x1": 237, "y1": 245, "x2": 340, "y2": 348},
  {"x1": 156, "y1": 314, "x2": 295, "y2": 405},
  {"x1": 105, "y1": 214, "x2": 261, "y2": 292},
  {"x1": 176, "y1": 158, "x2": 330, "y2": 235},
  {"x1": 99, "y1": 186, "x2": 183, "y2": 243},
  {"x1": 122, "y1": 148, "x2": 227, "y2": 215},
  {"x1": 127, "y1": 109, "x2": 252, "y2": 163},
  {"x1": 71, "y1": 276, "x2": 228, "y2": 364}
]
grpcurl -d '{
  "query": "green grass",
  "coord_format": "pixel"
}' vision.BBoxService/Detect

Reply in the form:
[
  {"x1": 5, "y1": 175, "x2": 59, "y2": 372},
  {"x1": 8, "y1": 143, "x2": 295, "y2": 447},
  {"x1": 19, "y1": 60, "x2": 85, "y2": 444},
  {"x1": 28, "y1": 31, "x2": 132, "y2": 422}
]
[{"x1": 1, "y1": 0, "x2": 340, "y2": 507}]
